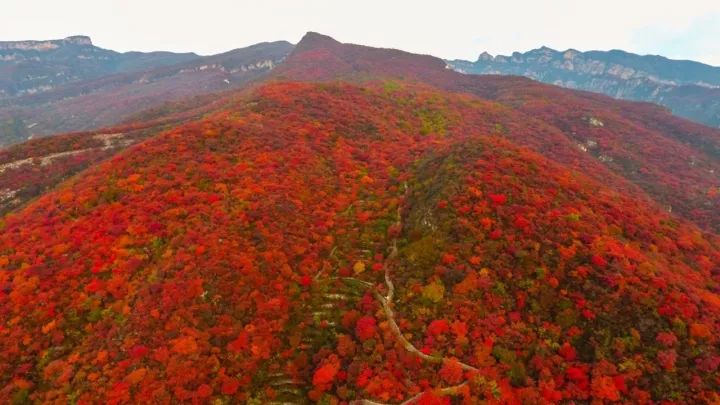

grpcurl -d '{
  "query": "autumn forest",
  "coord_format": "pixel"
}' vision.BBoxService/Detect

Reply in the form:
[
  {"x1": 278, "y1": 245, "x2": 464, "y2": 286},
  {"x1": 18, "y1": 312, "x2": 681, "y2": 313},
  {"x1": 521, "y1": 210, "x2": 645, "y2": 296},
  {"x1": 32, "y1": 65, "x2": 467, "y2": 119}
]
[{"x1": 0, "y1": 32, "x2": 719, "y2": 404}]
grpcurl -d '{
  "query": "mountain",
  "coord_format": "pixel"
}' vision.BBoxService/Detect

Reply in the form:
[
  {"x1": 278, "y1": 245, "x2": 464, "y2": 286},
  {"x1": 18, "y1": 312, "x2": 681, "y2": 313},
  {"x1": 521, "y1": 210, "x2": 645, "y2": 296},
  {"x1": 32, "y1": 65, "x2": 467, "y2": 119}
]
[
  {"x1": 274, "y1": 33, "x2": 720, "y2": 234},
  {"x1": 0, "y1": 37, "x2": 293, "y2": 146},
  {"x1": 446, "y1": 47, "x2": 720, "y2": 128},
  {"x1": 1, "y1": 33, "x2": 720, "y2": 404},
  {"x1": 3, "y1": 80, "x2": 720, "y2": 405},
  {"x1": 0, "y1": 36, "x2": 198, "y2": 99},
  {"x1": 0, "y1": 90, "x2": 233, "y2": 216}
]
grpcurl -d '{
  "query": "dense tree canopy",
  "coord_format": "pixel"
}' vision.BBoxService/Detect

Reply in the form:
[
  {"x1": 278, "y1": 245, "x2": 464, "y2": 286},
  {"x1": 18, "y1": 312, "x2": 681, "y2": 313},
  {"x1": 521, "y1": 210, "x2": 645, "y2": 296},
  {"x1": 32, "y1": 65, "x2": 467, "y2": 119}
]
[{"x1": 1, "y1": 82, "x2": 719, "y2": 404}]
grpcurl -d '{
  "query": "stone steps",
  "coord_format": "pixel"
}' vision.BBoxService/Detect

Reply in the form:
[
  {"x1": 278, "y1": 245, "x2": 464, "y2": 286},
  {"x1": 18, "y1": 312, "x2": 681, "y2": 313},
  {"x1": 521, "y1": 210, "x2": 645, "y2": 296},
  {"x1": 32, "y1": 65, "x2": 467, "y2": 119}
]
[{"x1": 253, "y1": 276, "x2": 371, "y2": 403}]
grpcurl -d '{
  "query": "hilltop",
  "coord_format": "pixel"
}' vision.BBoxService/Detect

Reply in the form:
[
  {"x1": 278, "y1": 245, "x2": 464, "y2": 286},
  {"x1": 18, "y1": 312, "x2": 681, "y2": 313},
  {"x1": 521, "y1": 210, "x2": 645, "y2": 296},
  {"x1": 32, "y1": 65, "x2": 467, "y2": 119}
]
[{"x1": 272, "y1": 33, "x2": 720, "y2": 234}]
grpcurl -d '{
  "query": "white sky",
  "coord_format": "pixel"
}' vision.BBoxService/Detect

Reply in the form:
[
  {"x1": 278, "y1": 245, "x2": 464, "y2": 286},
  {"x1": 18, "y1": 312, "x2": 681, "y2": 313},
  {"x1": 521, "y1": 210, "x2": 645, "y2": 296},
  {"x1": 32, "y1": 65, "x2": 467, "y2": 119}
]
[{"x1": 2, "y1": 0, "x2": 720, "y2": 65}]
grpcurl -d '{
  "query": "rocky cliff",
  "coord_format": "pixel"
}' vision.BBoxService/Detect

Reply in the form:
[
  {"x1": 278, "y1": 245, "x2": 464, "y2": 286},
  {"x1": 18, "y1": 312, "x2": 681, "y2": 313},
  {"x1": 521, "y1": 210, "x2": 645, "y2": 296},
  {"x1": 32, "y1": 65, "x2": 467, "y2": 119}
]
[
  {"x1": 0, "y1": 35, "x2": 199, "y2": 101},
  {"x1": 447, "y1": 48, "x2": 720, "y2": 128},
  {"x1": 0, "y1": 40, "x2": 294, "y2": 146},
  {"x1": 0, "y1": 35, "x2": 93, "y2": 51}
]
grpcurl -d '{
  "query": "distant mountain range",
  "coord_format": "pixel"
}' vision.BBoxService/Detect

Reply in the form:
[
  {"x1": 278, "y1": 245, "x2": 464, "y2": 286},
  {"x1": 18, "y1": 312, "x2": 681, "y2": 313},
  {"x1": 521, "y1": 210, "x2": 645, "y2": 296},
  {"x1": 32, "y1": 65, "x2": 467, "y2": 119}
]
[
  {"x1": 0, "y1": 36, "x2": 199, "y2": 98},
  {"x1": 3, "y1": 36, "x2": 719, "y2": 147},
  {"x1": 447, "y1": 48, "x2": 720, "y2": 128},
  {"x1": 0, "y1": 36, "x2": 293, "y2": 145}
]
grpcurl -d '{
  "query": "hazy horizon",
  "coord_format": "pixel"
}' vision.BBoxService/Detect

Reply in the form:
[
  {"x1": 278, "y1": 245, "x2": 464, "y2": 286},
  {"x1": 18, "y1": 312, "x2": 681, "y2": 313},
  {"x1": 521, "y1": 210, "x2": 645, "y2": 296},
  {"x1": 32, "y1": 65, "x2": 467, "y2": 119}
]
[{"x1": 2, "y1": 0, "x2": 720, "y2": 65}]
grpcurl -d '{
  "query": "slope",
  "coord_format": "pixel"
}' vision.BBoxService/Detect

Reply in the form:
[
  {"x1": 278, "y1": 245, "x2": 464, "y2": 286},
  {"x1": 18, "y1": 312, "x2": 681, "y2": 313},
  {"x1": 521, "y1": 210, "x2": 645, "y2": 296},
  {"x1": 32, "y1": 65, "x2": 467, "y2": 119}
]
[
  {"x1": 0, "y1": 36, "x2": 198, "y2": 100},
  {"x1": 272, "y1": 33, "x2": 720, "y2": 234},
  {"x1": 0, "y1": 89, "x2": 234, "y2": 216},
  {"x1": 0, "y1": 41, "x2": 293, "y2": 146},
  {"x1": 446, "y1": 47, "x2": 720, "y2": 128},
  {"x1": 1, "y1": 81, "x2": 719, "y2": 404}
]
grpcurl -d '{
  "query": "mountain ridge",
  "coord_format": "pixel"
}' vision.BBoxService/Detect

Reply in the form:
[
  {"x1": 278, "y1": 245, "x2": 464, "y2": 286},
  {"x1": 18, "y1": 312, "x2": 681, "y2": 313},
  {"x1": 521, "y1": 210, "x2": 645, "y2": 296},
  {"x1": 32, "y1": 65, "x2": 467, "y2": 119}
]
[
  {"x1": 0, "y1": 40, "x2": 293, "y2": 145},
  {"x1": 469, "y1": 46, "x2": 720, "y2": 84},
  {"x1": 1, "y1": 32, "x2": 720, "y2": 403},
  {"x1": 0, "y1": 35, "x2": 200, "y2": 100},
  {"x1": 274, "y1": 32, "x2": 720, "y2": 232},
  {"x1": 1, "y1": 78, "x2": 720, "y2": 404},
  {"x1": 447, "y1": 47, "x2": 720, "y2": 127},
  {"x1": 0, "y1": 35, "x2": 94, "y2": 50}
]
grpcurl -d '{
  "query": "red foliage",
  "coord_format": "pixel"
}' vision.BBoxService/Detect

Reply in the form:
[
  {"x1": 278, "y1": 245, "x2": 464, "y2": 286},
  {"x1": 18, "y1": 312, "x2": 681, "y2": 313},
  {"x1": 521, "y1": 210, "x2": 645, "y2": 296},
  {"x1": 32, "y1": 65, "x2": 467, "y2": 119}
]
[
  {"x1": 656, "y1": 332, "x2": 678, "y2": 347},
  {"x1": 558, "y1": 342, "x2": 577, "y2": 361},
  {"x1": 355, "y1": 316, "x2": 378, "y2": 341},
  {"x1": 657, "y1": 350, "x2": 678, "y2": 370},
  {"x1": 1, "y1": 77, "x2": 720, "y2": 404},
  {"x1": 438, "y1": 359, "x2": 464, "y2": 385},
  {"x1": 427, "y1": 319, "x2": 450, "y2": 336},
  {"x1": 591, "y1": 255, "x2": 608, "y2": 267},
  {"x1": 227, "y1": 332, "x2": 249, "y2": 353},
  {"x1": 220, "y1": 378, "x2": 240, "y2": 395},
  {"x1": 416, "y1": 391, "x2": 452, "y2": 405},
  {"x1": 591, "y1": 376, "x2": 620, "y2": 401},
  {"x1": 488, "y1": 193, "x2": 507, "y2": 206},
  {"x1": 312, "y1": 355, "x2": 341, "y2": 389},
  {"x1": 279, "y1": 32, "x2": 720, "y2": 234},
  {"x1": 129, "y1": 345, "x2": 148, "y2": 359}
]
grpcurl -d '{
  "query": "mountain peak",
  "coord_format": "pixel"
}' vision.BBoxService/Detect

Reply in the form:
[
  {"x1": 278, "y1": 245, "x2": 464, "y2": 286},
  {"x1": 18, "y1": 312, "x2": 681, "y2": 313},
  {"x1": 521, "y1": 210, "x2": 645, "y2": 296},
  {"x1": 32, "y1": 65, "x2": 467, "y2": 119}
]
[
  {"x1": 530, "y1": 45, "x2": 558, "y2": 55},
  {"x1": 63, "y1": 35, "x2": 93, "y2": 46},
  {"x1": 276, "y1": 31, "x2": 448, "y2": 81},
  {"x1": 295, "y1": 32, "x2": 340, "y2": 49},
  {"x1": 477, "y1": 51, "x2": 494, "y2": 62}
]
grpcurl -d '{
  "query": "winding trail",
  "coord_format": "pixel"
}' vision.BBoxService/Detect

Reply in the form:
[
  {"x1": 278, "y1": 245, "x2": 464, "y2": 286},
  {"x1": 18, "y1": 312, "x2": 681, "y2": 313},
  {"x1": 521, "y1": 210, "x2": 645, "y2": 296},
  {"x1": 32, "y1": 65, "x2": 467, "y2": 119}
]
[{"x1": 330, "y1": 199, "x2": 481, "y2": 404}]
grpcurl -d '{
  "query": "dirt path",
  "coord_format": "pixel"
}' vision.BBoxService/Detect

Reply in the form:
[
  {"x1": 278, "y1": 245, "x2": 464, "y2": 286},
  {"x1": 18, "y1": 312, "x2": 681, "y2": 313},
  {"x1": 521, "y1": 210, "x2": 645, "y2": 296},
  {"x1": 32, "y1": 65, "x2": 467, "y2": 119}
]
[{"x1": 331, "y1": 196, "x2": 481, "y2": 404}]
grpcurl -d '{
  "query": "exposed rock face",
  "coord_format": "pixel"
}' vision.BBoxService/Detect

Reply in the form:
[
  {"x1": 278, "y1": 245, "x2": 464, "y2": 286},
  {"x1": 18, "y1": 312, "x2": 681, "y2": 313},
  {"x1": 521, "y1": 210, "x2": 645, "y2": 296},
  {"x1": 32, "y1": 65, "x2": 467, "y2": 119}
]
[
  {"x1": 63, "y1": 35, "x2": 93, "y2": 46},
  {"x1": 447, "y1": 48, "x2": 720, "y2": 128},
  {"x1": 0, "y1": 40, "x2": 294, "y2": 146},
  {"x1": 0, "y1": 35, "x2": 199, "y2": 102},
  {"x1": 0, "y1": 35, "x2": 93, "y2": 51}
]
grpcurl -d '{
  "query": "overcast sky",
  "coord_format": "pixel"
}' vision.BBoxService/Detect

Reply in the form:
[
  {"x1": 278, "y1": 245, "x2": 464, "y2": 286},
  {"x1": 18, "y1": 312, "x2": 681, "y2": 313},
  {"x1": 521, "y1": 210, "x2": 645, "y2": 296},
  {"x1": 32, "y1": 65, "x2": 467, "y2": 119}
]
[{"x1": 2, "y1": 0, "x2": 720, "y2": 65}]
